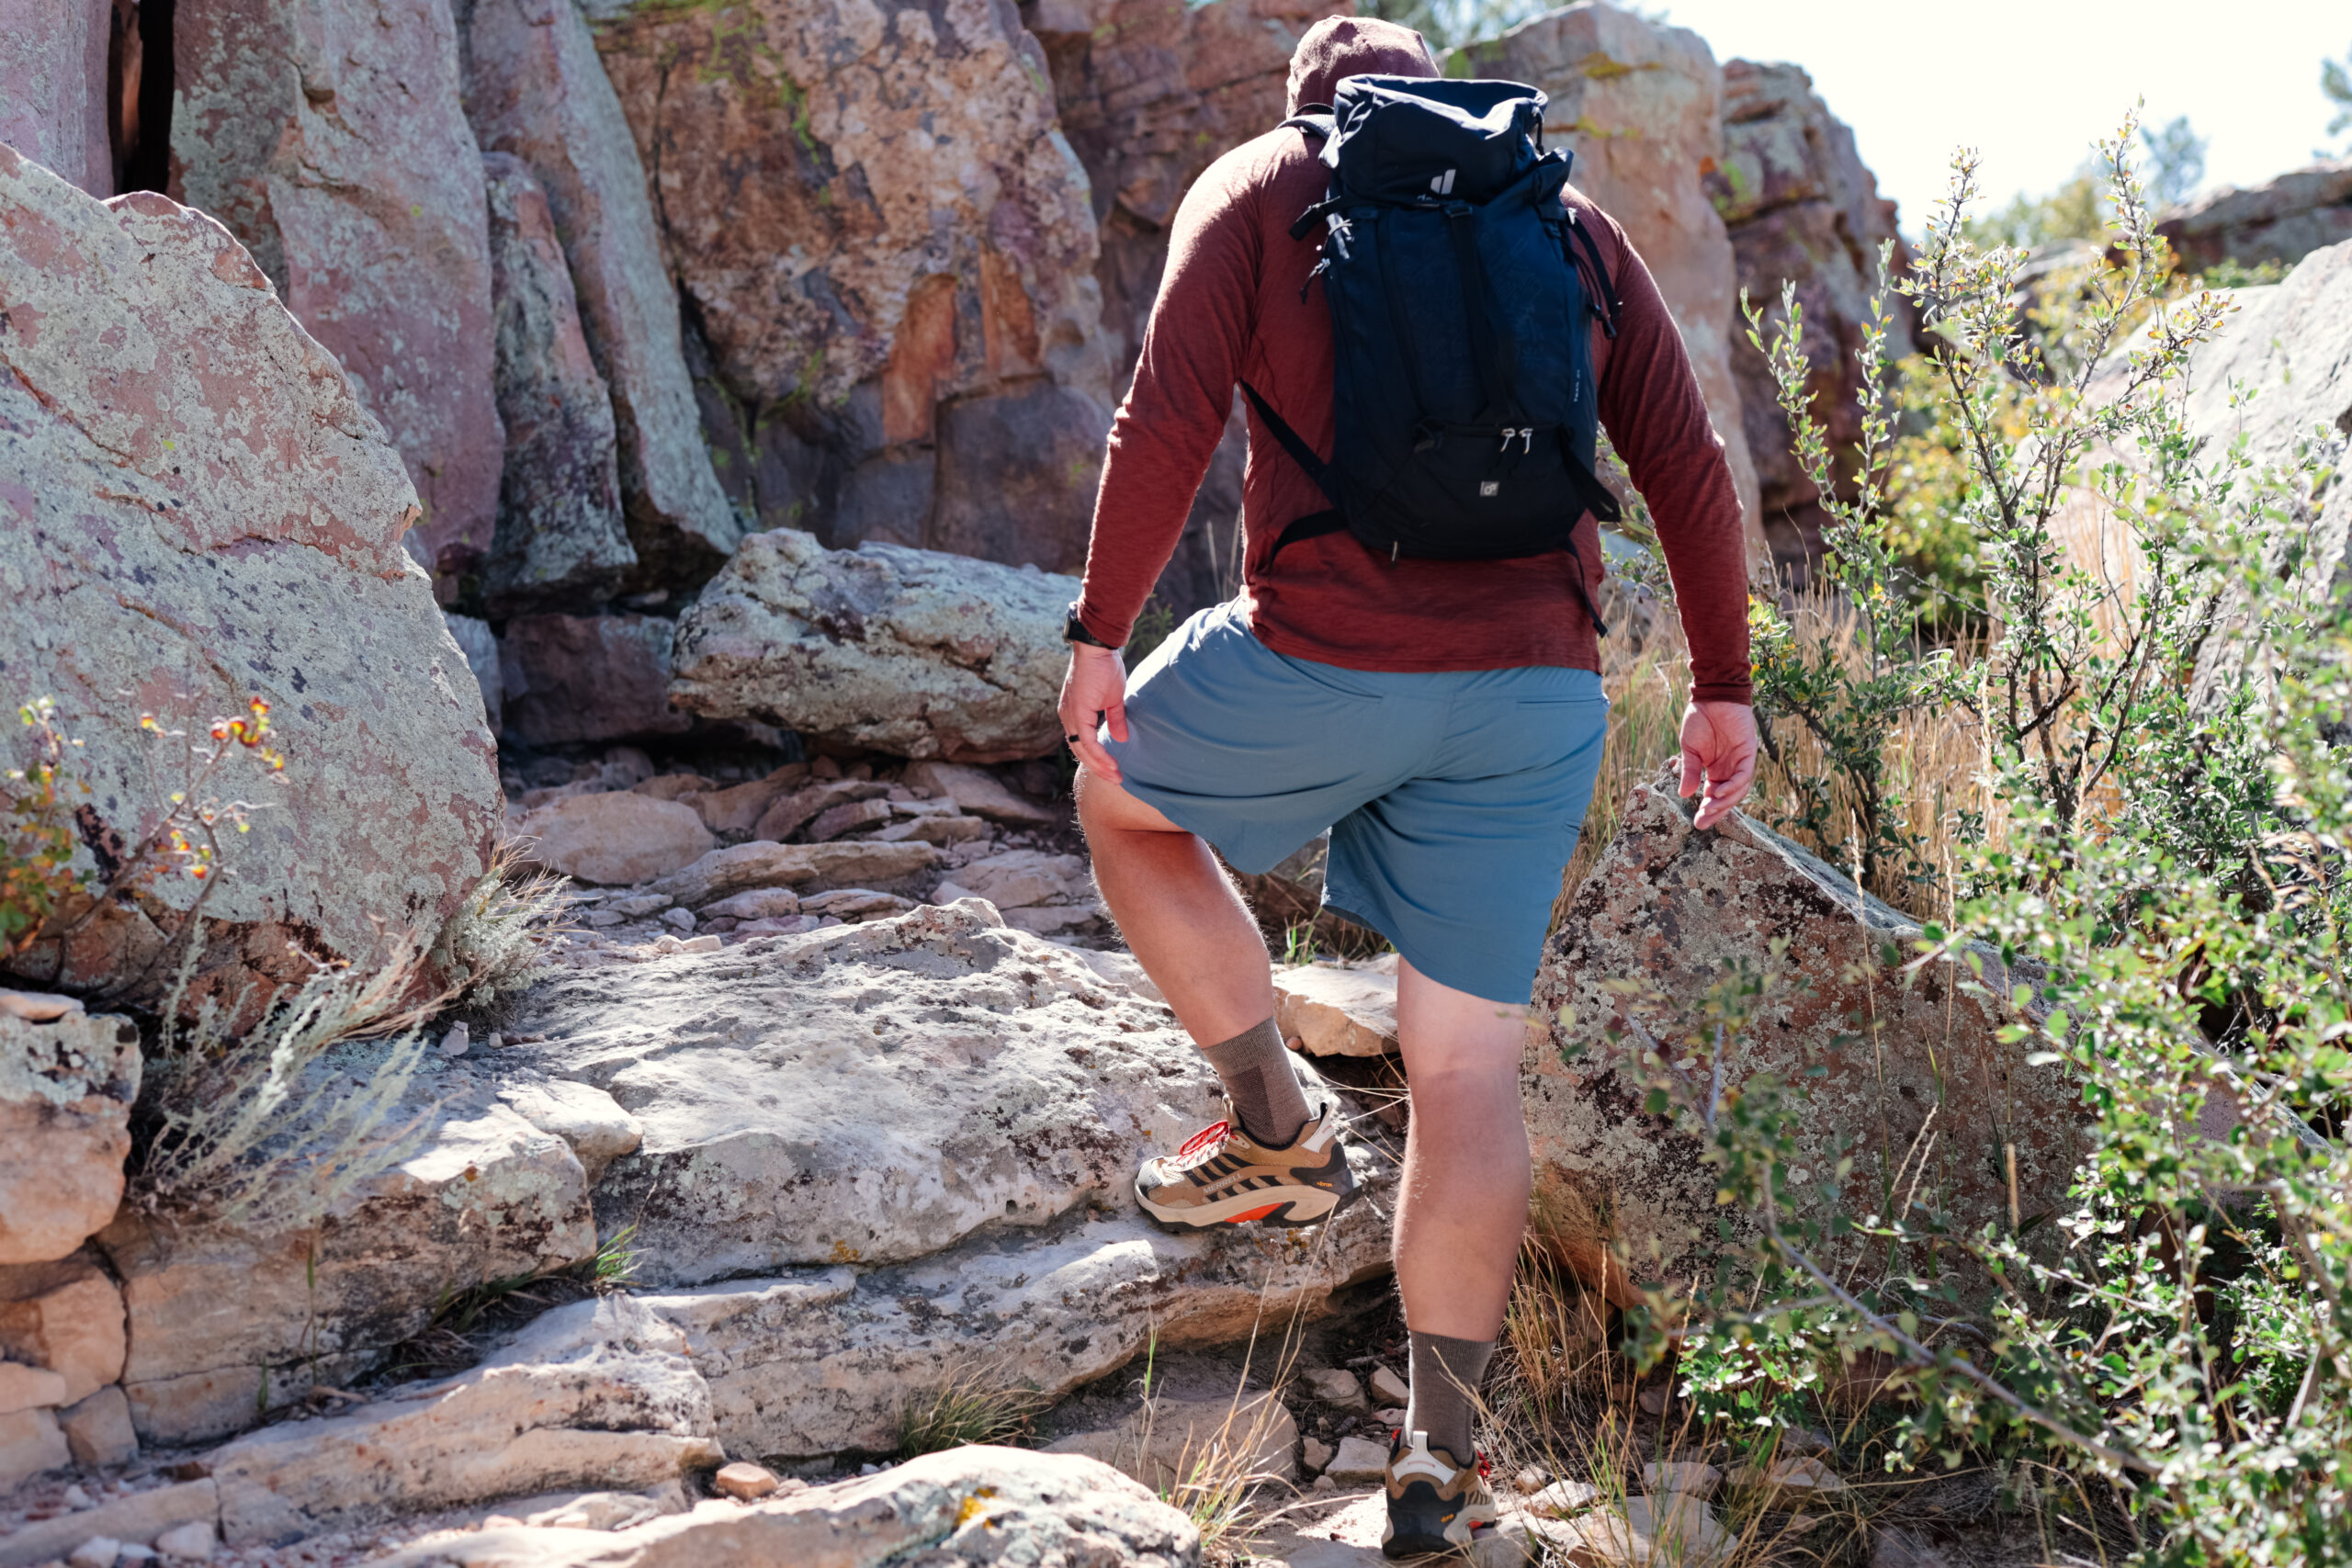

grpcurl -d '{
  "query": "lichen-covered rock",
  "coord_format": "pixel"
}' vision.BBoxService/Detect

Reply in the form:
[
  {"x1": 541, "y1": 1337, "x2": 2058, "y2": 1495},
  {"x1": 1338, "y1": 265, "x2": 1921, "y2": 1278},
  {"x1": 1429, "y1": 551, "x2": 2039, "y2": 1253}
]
[
  {"x1": 1458, "y1": 4, "x2": 1764, "y2": 569},
  {"x1": 0, "y1": 1010, "x2": 139, "y2": 1264},
  {"x1": 461, "y1": 0, "x2": 741, "y2": 587},
  {"x1": 1709, "y1": 60, "x2": 1916, "y2": 582},
  {"x1": 376, "y1": 1446, "x2": 1201, "y2": 1568},
  {"x1": 0, "y1": 152, "x2": 503, "y2": 1009},
  {"x1": 0, "y1": 0, "x2": 111, "y2": 197},
  {"x1": 2158, "y1": 159, "x2": 2352, "y2": 276},
  {"x1": 170, "y1": 0, "x2": 503, "y2": 592},
  {"x1": 209, "y1": 1293, "x2": 721, "y2": 1547},
  {"x1": 500, "y1": 613, "x2": 690, "y2": 747},
  {"x1": 670, "y1": 529, "x2": 1073, "y2": 761},
  {"x1": 586, "y1": 0, "x2": 1114, "y2": 565},
  {"x1": 98, "y1": 1066, "x2": 598, "y2": 1445},
  {"x1": 503, "y1": 900, "x2": 1385, "y2": 1284},
  {"x1": 1527, "y1": 775, "x2": 2075, "y2": 1307},
  {"x1": 481, "y1": 151, "x2": 636, "y2": 614}
]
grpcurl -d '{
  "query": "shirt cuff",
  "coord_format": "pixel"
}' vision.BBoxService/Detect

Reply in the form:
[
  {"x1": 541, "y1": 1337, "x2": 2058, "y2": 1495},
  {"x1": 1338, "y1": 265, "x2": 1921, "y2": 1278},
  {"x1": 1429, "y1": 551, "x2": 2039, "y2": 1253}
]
[
  {"x1": 1071, "y1": 600, "x2": 1130, "y2": 650},
  {"x1": 1690, "y1": 681, "x2": 1753, "y2": 705}
]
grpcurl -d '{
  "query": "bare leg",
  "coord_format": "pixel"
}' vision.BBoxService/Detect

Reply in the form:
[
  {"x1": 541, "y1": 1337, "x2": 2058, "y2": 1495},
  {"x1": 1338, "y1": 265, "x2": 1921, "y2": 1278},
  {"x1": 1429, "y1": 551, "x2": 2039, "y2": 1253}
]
[
  {"x1": 1075, "y1": 766, "x2": 1272, "y2": 1045},
  {"x1": 1392, "y1": 957, "x2": 1535, "y2": 1340}
]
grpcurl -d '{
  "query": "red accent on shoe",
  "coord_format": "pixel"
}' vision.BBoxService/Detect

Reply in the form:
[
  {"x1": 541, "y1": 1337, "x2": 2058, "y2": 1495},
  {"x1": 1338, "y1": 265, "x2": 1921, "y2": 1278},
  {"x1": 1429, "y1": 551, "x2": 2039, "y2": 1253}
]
[
  {"x1": 1227, "y1": 1202, "x2": 1281, "y2": 1223},
  {"x1": 1177, "y1": 1120, "x2": 1231, "y2": 1157}
]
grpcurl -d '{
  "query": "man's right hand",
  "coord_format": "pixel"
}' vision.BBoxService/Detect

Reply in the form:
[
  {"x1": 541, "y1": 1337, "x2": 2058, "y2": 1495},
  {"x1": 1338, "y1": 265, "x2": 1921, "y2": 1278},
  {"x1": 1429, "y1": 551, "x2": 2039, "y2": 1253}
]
[{"x1": 1058, "y1": 643, "x2": 1131, "y2": 784}]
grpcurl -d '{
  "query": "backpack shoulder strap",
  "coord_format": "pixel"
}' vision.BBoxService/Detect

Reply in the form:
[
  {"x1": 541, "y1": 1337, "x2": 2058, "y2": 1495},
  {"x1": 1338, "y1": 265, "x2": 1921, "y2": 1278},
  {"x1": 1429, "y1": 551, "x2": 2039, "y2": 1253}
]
[
  {"x1": 1563, "y1": 207, "x2": 1623, "y2": 339},
  {"x1": 1237, "y1": 379, "x2": 1350, "y2": 567}
]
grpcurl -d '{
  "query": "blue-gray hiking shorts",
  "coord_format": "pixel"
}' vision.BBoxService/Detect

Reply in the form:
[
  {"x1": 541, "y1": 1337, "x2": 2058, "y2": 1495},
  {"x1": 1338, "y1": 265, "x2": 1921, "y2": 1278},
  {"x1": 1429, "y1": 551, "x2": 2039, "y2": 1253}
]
[{"x1": 1102, "y1": 601, "x2": 1610, "y2": 1006}]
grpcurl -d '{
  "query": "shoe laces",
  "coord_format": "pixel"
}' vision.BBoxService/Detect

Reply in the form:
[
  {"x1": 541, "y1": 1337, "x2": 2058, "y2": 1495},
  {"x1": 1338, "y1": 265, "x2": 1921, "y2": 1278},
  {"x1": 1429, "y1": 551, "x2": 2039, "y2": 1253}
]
[{"x1": 1170, "y1": 1118, "x2": 1233, "y2": 1172}]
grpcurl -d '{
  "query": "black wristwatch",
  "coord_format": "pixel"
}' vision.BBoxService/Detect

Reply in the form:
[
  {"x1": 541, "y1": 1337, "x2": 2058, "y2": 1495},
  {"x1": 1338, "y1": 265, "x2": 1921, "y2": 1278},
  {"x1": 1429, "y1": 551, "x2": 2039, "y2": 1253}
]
[{"x1": 1063, "y1": 604, "x2": 1114, "y2": 649}]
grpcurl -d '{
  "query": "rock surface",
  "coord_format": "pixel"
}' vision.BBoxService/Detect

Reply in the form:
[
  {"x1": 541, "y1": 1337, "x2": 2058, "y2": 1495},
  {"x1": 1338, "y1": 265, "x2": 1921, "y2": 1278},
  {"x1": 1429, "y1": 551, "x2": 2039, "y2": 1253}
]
[
  {"x1": 0, "y1": 152, "x2": 503, "y2": 1008},
  {"x1": 0, "y1": 1406, "x2": 68, "y2": 1495},
  {"x1": 2160, "y1": 159, "x2": 2352, "y2": 276},
  {"x1": 1527, "y1": 775, "x2": 2075, "y2": 1307},
  {"x1": 0, "y1": 1249, "x2": 128, "y2": 1402},
  {"x1": 514, "y1": 793, "x2": 716, "y2": 888},
  {"x1": 58, "y1": 1382, "x2": 136, "y2": 1466},
  {"x1": 0, "y1": 1480, "x2": 218, "y2": 1568},
  {"x1": 481, "y1": 152, "x2": 635, "y2": 614},
  {"x1": 1274, "y1": 966, "x2": 1398, "y2": 1058},
  {"x1": 1709, "y1": 59, "x2": 1915, "y2": 582},
  {"x1": 505, "y1": 900, "x2": 1352, "y2": 1283},
  {"x1": 500, "y1": 614, "x2": 691, "y2": 746},
  {"x1": 461, "y1": 0, "x2": 741, "y2": 586},
  {"x1": 1458, "y1": 3, "x2": 1765, "y2": 570},
  {"x1": 208, "y1": 1294, "x2": 721, "y2": 1547},
  {"x1": 170, "y1": 0, "x2": 503, "y2": 592},
  {"x1": 99, "y1": 1066, "x2": 598, "y2": 1445},
  {"x1": 899, "y1": 761, "x2": 1057, "y2": 827},
  {"x1": 445, "y1": 612, "x2": 508, "y2": 738},
  {"x1": 0, "y1": 0, "x2": 111, "y2": 197},
  {"x1": 645, "y1": 840, "x2": 938, "y2": 910},
  {"x1": 669, "y1": 529, "x2": 1075, "y2": 761},
  {"x1": 0, "y1": 1011, "x2": 139, "y2": 1263},
  {"x1": 377, "y1": 1446, "x2": 1201, "y2": 1567},
  {"x1": 586, "y1": 0, "x2": 1113, "y2": 567}
]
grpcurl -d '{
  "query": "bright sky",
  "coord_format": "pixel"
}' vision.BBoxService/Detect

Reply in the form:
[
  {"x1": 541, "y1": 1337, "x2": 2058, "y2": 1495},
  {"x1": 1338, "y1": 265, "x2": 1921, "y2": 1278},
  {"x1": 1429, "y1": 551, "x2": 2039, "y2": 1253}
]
[{"x1": 1649, "y1": 0, "x2": 2349, "y2": 232}]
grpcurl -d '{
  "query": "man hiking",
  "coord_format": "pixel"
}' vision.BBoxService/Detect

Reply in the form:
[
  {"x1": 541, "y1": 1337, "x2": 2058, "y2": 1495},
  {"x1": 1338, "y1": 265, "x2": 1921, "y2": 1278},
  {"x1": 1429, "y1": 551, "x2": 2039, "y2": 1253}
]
[{"x1": 1057, "y1": 15, "x2": 1757, "y2": 1556}]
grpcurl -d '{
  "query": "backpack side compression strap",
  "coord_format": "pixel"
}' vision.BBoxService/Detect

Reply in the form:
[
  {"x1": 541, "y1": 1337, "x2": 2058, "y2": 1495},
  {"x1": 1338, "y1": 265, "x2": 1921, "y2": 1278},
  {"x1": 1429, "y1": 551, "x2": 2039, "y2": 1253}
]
[{"x1": 1238, "y1": 379, "x2": 1350, "y2": 566}]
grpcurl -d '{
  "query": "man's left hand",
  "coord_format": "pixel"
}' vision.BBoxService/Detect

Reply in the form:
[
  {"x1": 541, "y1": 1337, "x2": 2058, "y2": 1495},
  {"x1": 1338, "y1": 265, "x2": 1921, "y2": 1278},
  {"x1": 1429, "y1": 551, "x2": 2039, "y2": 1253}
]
[{"x1": 1679, "y1": 700, "x2": 1758, "y2": 831}]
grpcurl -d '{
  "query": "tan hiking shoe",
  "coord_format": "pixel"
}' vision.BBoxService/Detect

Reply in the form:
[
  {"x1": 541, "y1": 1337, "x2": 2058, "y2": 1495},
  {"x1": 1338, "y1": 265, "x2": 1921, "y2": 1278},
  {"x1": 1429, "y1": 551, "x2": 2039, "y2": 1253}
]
[
  {"x1": 1133, "y1": 1097, "x2": 1358, "y2": 1229},
  {"x1": 1381, "y1": 1428, "x2": 1498, "y2": 1559}
]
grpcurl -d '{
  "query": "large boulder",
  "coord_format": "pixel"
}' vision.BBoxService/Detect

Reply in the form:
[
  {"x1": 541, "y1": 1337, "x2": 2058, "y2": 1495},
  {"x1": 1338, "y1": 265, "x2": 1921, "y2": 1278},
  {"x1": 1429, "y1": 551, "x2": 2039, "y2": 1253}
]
[
  {"x1": 1527, "y1": 775, "x2": 2076, "y2": 1307},
  {"x1": 2159, "y1": 159, "x2": 2352, "y2": 276},
  {"x1": 1709, "y1": 60, "x2": 1916, "y2": 583},
  {"x1": 481, "y1": 151, "x2": 637, "y2": 614},
  {"x1": 1457, "y1": 3, "x2": 1766, "y2": 570},
  {"x1": 208, "y1": 1293, "x2": 722, "y2": 1547},
  {"x1": 376, "y1": 1446, "x2": 1201, "y2": 1567},
  {"x1": 461, "y1": 0, "x2": 742, "y2": 588},
  {"x1": 503, "y1": 899, "x2": 1376, "y2": 1283},
  {"x1": 584, "y1": 0, "x2": 1114, "y2": 568},
  {"x1": 170, "y1": 0, "x2": 503, "y2": 594},
  {"x1": 0, "y1": 1010, "x2": 139, "y2": 1264},
  {"x1": 97, "y1": 1063, "x2": 599, "y2": 1445},
  {"x1": 0, "y1": 0, "x2": 111, "y2": 197},
  {"x1": 670, "y1": 528, "x2": 1073, "y2": 762},
  {"x1": 0, "y1": 152, "x2": 503, "y2": 1008}
]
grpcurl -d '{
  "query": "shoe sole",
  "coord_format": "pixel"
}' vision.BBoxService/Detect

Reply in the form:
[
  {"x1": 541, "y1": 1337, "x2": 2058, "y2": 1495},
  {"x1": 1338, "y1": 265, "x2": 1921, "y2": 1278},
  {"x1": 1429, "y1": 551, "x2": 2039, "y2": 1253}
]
[
  {"x1": 1380, "y1": 1514, "x2": 1482, "y2": 1559},
  {"x1": 1133, "y1": 1179, "x2": 1360, "y2": 1232}
]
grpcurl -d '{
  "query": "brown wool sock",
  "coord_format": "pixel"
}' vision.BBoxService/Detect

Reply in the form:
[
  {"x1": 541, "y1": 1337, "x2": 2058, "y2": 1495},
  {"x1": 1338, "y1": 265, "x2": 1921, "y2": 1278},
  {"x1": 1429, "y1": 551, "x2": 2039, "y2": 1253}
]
[
  {"x1": 1200, "y1": 1016, "x2": 1312, "y2": 1146},
  {"x1": 1405, "y1": 1330, "x2": 1495, "y2": 1465}
]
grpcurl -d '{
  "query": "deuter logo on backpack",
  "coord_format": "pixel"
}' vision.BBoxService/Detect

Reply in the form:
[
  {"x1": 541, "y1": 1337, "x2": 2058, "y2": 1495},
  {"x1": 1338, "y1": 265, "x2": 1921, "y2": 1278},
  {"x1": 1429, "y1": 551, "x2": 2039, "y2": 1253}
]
[{"x1": 1239, "y1": 74, "x2": 1624, "y2": 634}]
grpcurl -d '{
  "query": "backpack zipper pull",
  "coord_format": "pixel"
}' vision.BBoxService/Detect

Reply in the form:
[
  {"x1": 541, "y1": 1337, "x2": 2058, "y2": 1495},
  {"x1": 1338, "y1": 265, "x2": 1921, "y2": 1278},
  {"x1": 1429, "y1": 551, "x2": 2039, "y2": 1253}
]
[{"x1": 1391, "y1": 540, "x2": 1400, "y2": 564}]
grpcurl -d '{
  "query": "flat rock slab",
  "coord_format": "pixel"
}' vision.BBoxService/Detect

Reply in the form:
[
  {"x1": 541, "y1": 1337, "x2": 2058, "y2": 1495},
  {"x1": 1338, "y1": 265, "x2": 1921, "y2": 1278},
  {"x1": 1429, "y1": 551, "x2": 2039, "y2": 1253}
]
[
  {"x1": 0, "y1": 1479, "x2": 219, "y2": 1568},
  {"x1": 503, "y1": 900, "x2": 1383, "y2": 1288},
  {"x1": 1274, "y1": 967, "x2": 1398, "y2": 1059},
  {"x1": 209, "y1": 1295, "x2": 720, "y2": 1548},
  {"x1": 372, "y1": 1446, "x2": 1198, "y2": 1567}
]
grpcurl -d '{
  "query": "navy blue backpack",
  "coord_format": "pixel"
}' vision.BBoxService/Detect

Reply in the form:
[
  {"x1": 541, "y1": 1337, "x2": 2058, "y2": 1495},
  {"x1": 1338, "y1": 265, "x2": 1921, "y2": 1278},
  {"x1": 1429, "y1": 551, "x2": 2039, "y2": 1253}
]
[{"x1": 1241, "y1": 74, "x2": 1623, "y2": 631}]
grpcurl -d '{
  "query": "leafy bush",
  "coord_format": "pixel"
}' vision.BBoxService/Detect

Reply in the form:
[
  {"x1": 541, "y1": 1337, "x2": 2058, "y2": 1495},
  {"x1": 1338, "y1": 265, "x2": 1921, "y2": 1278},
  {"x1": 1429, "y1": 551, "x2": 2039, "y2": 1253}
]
[{"x1": 1588, "y1": 114, "x2": 2352, "y2": 1563}]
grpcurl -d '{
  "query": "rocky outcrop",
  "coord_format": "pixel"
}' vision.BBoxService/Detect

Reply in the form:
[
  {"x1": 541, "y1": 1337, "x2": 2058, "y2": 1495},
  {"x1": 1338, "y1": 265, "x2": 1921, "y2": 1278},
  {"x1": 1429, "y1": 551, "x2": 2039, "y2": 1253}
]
[
  {"x1": 377, "y1": 1447, "x2": 1201, "y2": 1568},
  {"x1": 515, "y1": 792, "x2": 717, "y2": 886},
  {"x1": 0, "y1": 152, "x2": 503, "y2": 1008},
  {"x1": 461, "y1": 0, "x2": 742, "y2": 588},
  {"x1": 170, "y1": 0, "x2": 504, "y2": 594},
  {"x1": 1273, "y1": 964, "x2": 1398, "y2": 1058},
  {"x1": 0, "y1": 1010, "x2": 139, "y2": 1264},
  {"x1": 98, "y1": 1064, "x2": 599, "y2": 1445},
  {"x1": 208, "y1": 1294, "x2": 721, "y2": 1547},
  {"x1": 1527, "y1": 775, "x2": 2076, "y2": 1308},
  {"x1": 670, "y1": 529, "x2": 1074, "y2": 762},
  {"x1": 585, "y1": 0, "x2": 1113, "y2": 570},
  {"x1": 482, "y1": 152, "x2": 636, "y2": 614},
  {"x1": 0, "y1": 1250, "x2": 128, "y2": 1405},
  {"x1": 0, "y1": 0, "x2": 111, "y2": 197},
  {"x1": 2160, "y1": 159, "x2": 2352, "y2": 276},
  {"x1": 1708, "y1": 60, "x2": 1916, "y2": 582},
  {"x1": 500, "y1": 614, "x2": 690, "y2": 746},
  {"x1": 1457, "y1": 3, "x2": 1765, "y2": 570}
]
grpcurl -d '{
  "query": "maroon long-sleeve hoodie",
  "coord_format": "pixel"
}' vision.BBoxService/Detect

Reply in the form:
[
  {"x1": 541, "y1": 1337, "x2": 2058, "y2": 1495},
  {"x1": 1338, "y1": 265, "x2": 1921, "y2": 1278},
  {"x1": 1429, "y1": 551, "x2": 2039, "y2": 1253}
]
[{"x1": 1071, "y1": 17, "x2": 1752, "y2": 703}]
